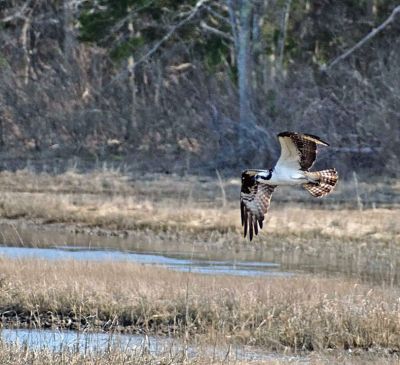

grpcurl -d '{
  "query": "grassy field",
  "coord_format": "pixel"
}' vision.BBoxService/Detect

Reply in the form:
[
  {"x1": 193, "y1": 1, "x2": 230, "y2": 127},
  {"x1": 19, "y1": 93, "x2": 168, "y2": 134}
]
[
  {"x1": 0, "y1": 169, "x2": 399, "y2": 364},
  {"x1": 0, "y1": 169, "x2": 398, "y2": 244},
  {"x1": 0, "y1": 169, "x2": 398, "y2": 283}
]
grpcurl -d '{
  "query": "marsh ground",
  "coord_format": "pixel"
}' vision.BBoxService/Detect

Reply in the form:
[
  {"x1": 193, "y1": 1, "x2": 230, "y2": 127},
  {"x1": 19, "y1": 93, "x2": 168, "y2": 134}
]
[{"x1": 0, "y1": 169, "x2": 399, "y2": 364}]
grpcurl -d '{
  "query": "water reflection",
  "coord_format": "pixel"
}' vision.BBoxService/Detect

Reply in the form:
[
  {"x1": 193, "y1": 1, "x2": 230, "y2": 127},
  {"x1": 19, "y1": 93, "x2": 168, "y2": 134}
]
[
  {"x1": 1, "y1": 328, "x2": 154, "y2": 352},
  {"x1": 0, "y1": 246, "x2": 290, "y2": 277},
  {"x1": 0, "y1": 328, "x2": 308, "y2": 363},
  {"x1": 0, "y1": 221, "x2": 398, "y2": 284}
]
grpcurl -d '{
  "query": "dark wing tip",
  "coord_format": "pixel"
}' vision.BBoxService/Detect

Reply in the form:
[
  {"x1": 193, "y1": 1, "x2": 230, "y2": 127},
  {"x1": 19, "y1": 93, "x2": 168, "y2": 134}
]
[
  {"x1": 243, "y1": 213, "x2": 263, "y2": 241},
  {"x1": 243, "y1": 220, "x2": 248, "y2": 238},
  {"x1": 303, "y1": 133, "x2": 329, "y2": 146},
  {"x1": 241, "y1": 208, "x2": 259, "y2": 241},
  {"x1": 240, "y1": 201, "x2": 245, "y2": 226},
  {"x1": 249, "y1": 214, "x2": 254, "y2": 241}
]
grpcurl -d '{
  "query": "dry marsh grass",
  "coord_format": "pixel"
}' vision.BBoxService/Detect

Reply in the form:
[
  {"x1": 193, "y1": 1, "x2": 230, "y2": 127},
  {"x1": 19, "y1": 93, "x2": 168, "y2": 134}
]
[
  {"x1": 0, "y1": 170, "x2": 399, "y2": 363},
  {"x1": 0, "y1": 341, "x2": 279, "y2": 365},
  {"x1": 1, "y1": 341, "x2": 399, "y2": 365},
  {"x1": 0, "y1": 170, "x2": 398, "y2": 246},
  {"x1": 1, "y1": 258, "x2": 400, "y2": 353},
  {"x1": 0, "y1": 169, "x2": 398, "y2": 205},
  {"x1": 0, "y1": 169, "x2": 399, "y2": 286}
]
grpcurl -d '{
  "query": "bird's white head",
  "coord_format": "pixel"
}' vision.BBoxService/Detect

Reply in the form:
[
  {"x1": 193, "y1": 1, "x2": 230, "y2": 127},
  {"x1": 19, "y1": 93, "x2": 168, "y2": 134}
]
[{"x1": 255, "y1": 170, "x2": 272, "y2": 183}]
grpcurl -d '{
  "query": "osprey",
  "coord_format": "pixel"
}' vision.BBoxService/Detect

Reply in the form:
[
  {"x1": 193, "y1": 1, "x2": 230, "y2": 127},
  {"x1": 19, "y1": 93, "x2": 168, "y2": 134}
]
[{"x1": 240, "y1": 131, "x2": 338, "y2": 240}]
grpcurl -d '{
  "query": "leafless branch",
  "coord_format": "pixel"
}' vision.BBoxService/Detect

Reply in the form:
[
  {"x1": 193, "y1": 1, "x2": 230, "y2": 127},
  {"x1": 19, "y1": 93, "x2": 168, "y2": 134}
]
[
  {"x1": 103, "y1": 0, "x2": 209, "y2": 89},
  {"x1": 1, "y1": 0, "x2": 32, "y2": 22},
  {"x1": 324, "y1": 5, "x2": 400, "y2": 72},
  {"x1": 200, "y1": 21, "x2": 233, "y2": 41},
  {"x1": 102, "y1": 1, "x2": 155, "y2": 43},
  {"x1": 226, "y1": 0, "x2": 239, "y2": 48},
  {"x1": 21, "y1": 16, "x2": 31, "y2": 84},
  {"x1": 204, "y1": 4, "x2": 231, "y2": 25},
  {"x1": 133, "y1": 0, "x2": 209, "y2": 69}
]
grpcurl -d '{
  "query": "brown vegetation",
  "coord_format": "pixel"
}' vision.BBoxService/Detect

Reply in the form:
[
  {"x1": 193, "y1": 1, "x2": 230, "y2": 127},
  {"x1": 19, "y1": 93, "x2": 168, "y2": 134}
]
[
  {"x1": 0, "y1": 341, "x2": 274, "y2": 365},
  {"x1": 0, "y1": 2, "x2": 399, "y2": 177},
  {"x1": 1, "y1": 1, "x2": 399, "y2": 363},
  {"x1": 0, "y1": 170, "x2": 398, "y2": 240},
  {"x1": 1, "y1": 258, "x2": 400, "y2": 354},
  {"x1": 0, "y1": 171, "x2": 398, "y2": 363}
]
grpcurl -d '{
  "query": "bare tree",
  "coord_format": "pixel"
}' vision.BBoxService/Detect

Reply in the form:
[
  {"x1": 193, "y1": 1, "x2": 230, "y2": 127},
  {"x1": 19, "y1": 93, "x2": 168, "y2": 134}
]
[
  {"x1": 277, "y1": 0, "x2": 292, "y2": 74},
  {"x1": 227, "y1": 0, "x2": 255, "y2": 130},
  {"x1": 127, "y1": 7, "x2": 138, "y2": 141},
  {"x1": 324, "y1": 5, "x2": 400, "y2": 72}
]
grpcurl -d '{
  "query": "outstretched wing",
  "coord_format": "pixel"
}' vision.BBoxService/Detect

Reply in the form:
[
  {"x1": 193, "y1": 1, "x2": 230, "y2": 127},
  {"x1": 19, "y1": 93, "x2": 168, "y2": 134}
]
[
  {"x1": 240, "y1": 170, "x2": 276, "y2": 241},
  {"x1": 275, "y1": 131, "x2": 329, "y2": 171}
]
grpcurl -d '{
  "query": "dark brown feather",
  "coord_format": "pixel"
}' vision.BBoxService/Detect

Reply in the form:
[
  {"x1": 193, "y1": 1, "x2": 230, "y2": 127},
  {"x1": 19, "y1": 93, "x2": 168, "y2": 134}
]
[
  {"x1": 249, "y1": 214, "x2": 254, "y2": 241},
  {"x1": 240, "y1": 201, "x2": 245, "y2": 226},
  {"x1": 240, "y1": 170, "x2": 276, "y2": 241}
]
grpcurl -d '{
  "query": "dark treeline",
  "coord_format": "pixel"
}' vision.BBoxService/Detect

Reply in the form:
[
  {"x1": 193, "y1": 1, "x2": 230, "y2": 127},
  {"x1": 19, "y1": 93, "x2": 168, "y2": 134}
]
[{"x1": 0, "y1": 0, "x2": 399, "y2": 177}]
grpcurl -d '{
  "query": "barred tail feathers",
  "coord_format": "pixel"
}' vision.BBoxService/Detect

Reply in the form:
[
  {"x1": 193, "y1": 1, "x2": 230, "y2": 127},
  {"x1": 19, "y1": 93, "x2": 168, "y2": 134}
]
[{"x1": 303, "y1": 169, "x2": 338, "y2": 197}]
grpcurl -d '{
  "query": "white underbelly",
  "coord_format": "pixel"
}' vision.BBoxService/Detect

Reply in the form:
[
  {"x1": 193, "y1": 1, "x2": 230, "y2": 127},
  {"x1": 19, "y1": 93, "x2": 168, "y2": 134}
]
[{"x1": 268, "y1": 167, "x2": 306, "y2": 186}]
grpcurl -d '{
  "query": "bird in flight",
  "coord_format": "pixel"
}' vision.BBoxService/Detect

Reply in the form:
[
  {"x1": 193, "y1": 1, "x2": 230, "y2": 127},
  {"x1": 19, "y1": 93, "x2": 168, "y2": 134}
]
[{"x1": 240, "y1": 131, "x2": 338, "y2": 240}]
